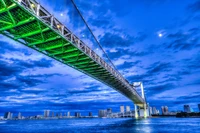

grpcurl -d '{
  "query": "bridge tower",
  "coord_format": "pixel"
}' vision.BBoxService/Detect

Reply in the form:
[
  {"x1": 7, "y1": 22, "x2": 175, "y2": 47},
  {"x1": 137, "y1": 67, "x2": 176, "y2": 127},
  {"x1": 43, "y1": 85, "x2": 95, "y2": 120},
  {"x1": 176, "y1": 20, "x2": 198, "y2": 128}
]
[{"x1": 133, "y1": 82, "x2": 149, "y2": 118}]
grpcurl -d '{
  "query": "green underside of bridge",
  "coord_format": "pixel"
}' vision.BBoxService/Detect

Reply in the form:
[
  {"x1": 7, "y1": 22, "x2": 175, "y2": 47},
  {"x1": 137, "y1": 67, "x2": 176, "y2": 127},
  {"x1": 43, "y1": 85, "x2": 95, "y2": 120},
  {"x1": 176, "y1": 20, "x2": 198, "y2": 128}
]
[{"x1": 0, "y1": 0, "x2": 143, "y2": 104}]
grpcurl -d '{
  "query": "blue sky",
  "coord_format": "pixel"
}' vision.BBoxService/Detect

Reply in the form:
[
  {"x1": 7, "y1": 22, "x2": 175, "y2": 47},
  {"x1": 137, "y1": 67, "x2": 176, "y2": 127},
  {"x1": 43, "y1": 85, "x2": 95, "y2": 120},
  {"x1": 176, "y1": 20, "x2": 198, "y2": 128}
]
[{"x1": 0, "y1": 0, "x2": 200, "y2": 116}]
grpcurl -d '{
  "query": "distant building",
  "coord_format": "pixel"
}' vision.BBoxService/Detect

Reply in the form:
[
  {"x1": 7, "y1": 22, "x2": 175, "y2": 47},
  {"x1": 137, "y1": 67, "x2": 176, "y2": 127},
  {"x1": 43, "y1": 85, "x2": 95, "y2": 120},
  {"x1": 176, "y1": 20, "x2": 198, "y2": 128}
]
[
  {"x1": 106, "y1": 108, "x2": 112, "y2": 117},
  {"x1": 161, "y1": 106, "x2": 169, "y2": 115},
  {"x1": 52, "y1": 112, "x2": 54, "y2": 117},
  {"x1": 157, "y1": 110, "x2": 160, "y2": 115},
  {"x1": 36, "y1": 115, "x2": 42, "y2": 119},
  {"x1": 184, "y1": 105, "x2": 191, "y2": 113},
  {"x1": 152, "y1": 107, "x2": 157, "y2": 115},
  {"x1": 98, "y1": 110, "x2": 107, "y2": 118},
  {"x1": 149, "y1": 107, "x2": 153, "y2": 115},
  {"x1": 168, "y1": 111, "x2": 177, "y2": 115},
  {"x1": 120, "y1": 106, "x2": 125, "y2": 113},
  {"x1": 107, "y1": 108, "x2": 112, "y2": 114},
  {"x1": 64, "y1": 113, "x2": 66, "y2": 117},
  {"x1": 75, "y1": 112, "x2": 81, "y2": 117},
  {"x1": 18, "y1": 112, "x2": 22, "y2": 119},
  {"x1": 67, "y1": 112, "x2": 70, "y2": 117},
  {"x1": 89, "y1": 112, "x2": 92, "y2": 117},
  {"x1": 4, "y1": 112, "x2": 11, "y2": 119},
  {"x1": 59, "y1": 113, "x2": 62, "y2": 118},
  {"x1": 190, "y1": 108, "x2": 194, "y2": 113},
  {"x1": 126, "y1": 106, "x2": 130, "y2": 112},
  {"x1": 198, "y1": 104, "x2": 200, "y2": 112},
  {"x1": 10, "y1": 113, "x2": 13, "y2": 119},
  {"x1": 177, "y1": 110, "x2": 182, "y2": 113},
  {"x1": 152, "y1": 107, "x2": 160, "y2": 115},
  {"x1": 44, "y1": 110, "x2": 50, "y2": 117}
]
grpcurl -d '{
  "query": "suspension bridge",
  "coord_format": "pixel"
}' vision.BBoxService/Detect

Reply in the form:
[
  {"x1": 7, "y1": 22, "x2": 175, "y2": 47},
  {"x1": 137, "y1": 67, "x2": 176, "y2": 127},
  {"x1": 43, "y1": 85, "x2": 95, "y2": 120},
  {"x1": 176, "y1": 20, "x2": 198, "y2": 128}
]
[{"x1": 0, "y1": 0, "x2": 148, "y2": 117}]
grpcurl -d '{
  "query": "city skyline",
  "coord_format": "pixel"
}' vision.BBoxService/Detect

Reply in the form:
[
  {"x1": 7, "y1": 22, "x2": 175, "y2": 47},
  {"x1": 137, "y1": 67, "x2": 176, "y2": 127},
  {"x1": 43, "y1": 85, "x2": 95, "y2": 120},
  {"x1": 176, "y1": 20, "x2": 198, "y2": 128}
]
[
  {"x1": 0, "y1": 0, "x2": 200, "y2": 116},
  {"x1": 2, "y1": 103, "x2": 200, "y2": 118}
]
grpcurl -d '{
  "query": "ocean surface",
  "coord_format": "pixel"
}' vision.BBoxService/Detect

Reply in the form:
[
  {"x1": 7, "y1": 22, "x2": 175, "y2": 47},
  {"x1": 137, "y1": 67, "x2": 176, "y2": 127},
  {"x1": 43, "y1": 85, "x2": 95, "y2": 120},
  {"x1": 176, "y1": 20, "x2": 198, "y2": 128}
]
[{"x1": 0, "y1": 118, "x2": 200, "y2": 133}]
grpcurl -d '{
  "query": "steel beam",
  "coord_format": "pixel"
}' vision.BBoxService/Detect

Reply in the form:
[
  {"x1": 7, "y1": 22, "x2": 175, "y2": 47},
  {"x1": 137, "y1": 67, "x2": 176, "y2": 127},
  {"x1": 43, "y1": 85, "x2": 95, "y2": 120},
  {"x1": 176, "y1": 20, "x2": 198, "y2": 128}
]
[
  {"x1": 15, "y1": 27, "x2": 49, "y2": 39},
  {"x1": 0, "y1": 17, "x2": 35, "y2": 31},
  {"x1": 29, "y1": 36, "x2": 61, "y2": 46}
]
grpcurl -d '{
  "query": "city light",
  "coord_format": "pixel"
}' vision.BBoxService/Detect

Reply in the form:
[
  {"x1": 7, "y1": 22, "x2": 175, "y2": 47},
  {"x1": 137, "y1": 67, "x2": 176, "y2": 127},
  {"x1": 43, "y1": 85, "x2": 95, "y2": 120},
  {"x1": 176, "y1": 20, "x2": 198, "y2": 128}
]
[
  {"x1": 31, "y1": 3, "x2": 35, "y2": 8},
  {"x1": 57, "y1": 24, "x2": 61, "y2": 28}
]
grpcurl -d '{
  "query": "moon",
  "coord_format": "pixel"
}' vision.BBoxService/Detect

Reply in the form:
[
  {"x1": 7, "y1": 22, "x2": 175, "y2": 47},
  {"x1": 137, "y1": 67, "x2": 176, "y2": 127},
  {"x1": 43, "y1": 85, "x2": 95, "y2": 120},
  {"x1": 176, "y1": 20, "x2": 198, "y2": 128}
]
[{"x1": 158, "y1": 33, "x2": 163, "y2": 37}]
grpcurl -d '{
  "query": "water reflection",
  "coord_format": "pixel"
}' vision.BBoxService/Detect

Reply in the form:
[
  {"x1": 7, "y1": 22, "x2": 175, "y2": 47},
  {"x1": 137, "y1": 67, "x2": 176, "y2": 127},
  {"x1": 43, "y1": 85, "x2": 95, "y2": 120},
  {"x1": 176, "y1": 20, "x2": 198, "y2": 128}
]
[{"x1": 0, "y1": 118, "x2": 200, "y2": 133}]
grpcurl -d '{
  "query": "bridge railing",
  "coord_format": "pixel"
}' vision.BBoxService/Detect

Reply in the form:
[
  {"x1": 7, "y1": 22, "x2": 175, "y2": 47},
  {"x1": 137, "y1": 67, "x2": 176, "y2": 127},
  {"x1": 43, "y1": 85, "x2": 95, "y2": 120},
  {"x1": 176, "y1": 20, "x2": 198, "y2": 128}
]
[{"x1": 14, "y1": 0, "x2": 144, "y2": 103}]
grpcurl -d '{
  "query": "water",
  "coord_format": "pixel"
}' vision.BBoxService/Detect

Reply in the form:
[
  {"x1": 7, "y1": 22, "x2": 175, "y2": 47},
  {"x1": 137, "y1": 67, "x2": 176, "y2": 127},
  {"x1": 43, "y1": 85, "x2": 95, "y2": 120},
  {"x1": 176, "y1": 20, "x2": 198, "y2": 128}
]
[{"x1": 0, "y1": 118, "x2": 200, "y2": 133}]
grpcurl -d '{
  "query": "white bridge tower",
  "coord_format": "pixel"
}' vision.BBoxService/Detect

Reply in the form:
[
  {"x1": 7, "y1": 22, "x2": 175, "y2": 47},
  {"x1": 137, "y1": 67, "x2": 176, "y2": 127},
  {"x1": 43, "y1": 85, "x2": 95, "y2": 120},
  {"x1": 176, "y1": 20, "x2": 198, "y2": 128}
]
[{"x1": 133, "y1": 82, "x2": 149, "y2": 118}]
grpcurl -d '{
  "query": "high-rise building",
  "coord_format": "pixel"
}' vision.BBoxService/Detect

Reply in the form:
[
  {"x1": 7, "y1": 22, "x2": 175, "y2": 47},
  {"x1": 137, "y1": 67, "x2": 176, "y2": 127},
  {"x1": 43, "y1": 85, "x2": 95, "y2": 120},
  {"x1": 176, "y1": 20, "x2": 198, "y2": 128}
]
[
  {"x1": 107, "y1": 108, "x2": 112, "y2": 114},
  {"x1": 161, "y1": 106, "x2": 169, "y2": 115},
  {"x1": 152, "y1": 107, "x2": 157, "y2": 115},
  {"x1": 44, "y1": 110, "x2": 46, "y2": 117},
  {"x1": 190, "y1": 108, "x2": 194, "y2": 113},
  {"x1": 184, "y1": 105, "x2": 191, "y2": 113},
  {"x1": 89, "y1": 112, "x2": 92, "y2": 117},
  {"x1": 59, "y1": 113, "x2": 62, "y2": 118},
  {"x1": 120, "y1": 106, "x2": 124, "y2": 113},
  {"x1": 4, "y1": 112, "x2": 11, "y2": 119},
  {"x1": 98, "y1": 110, "x2": 107, "y2": 118},
  {"x1": 198, "y1": 104, "x2": 200, "y2": 112},
  {"x1": 10, "y1": 113, "x2": 13, "y2": 119},
  {"x1": 75, "y1": 112, "x2": 81, "y2": 117},
  {"x1": 18, "y1": 112, "x2": 22, "y2": 119},
  {"x1": 44, "y1": 110, "x2": 50, "y2": 117},
  {"x1": 52, "y1": 112, "x2": 54, "y2": 117},
  {"x1": 157, "y1": 110, "x2": 160, "y2": 115},
  {"x1": 149, "y1": 107, "x2": 153, "y2": 115},
  {"x1": 67, "y1": 112, "x2": 70, "y2": 117},
  {"x1": 126, "y1": 106, "x2": 130, "y2": 112}
]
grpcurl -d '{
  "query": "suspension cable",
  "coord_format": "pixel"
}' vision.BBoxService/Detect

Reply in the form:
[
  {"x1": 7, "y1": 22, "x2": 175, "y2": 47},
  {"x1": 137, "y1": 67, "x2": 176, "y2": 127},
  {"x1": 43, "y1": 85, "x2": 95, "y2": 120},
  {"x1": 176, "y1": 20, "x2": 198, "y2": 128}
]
[{"x1": 70, "y1": 0, "x2": 120, "y2": 74}]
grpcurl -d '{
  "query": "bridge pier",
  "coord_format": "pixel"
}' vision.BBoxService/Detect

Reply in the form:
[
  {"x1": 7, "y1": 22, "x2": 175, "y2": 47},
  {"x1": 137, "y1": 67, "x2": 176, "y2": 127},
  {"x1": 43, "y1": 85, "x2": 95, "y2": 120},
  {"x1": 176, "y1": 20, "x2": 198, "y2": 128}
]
[
  {"x1": 135, "y1": 104, "x2": 149, "y2": 118},
  {"x1": 135, "y1": 104, "x2": 139, "y2": 119},
  {"x1": 133, "y1": 82, "x2": 149, "y2": 118}
]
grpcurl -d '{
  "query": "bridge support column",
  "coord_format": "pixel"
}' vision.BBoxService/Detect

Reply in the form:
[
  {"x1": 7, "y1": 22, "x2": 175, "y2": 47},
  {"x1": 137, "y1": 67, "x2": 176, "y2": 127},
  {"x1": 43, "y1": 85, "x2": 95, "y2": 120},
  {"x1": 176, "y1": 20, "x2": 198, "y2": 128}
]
[
  {"x1": 139, "y1": 107, "x2": 148, "y2": 118},
  {"x1": 143, "y1": 103, "x2": 147, "y2": 118},
  {"x1": 140, "y1": 82, "x2": 148, "y2": 118},
  {"x1": 136, "y1": 104, "x2": 149, "y2": 118},
  {"x1": 135, "y1": 104, "x2": 138, "y2": 119},
  {"x1": 133, "y1": 82, "x2": 149, "y2": 118}
]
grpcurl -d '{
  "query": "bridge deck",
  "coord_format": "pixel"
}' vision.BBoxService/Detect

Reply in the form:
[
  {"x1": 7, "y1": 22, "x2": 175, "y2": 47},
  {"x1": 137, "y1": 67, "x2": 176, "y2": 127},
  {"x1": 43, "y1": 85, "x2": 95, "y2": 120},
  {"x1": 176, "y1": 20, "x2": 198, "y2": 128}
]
[{"x1": 0, "y1": 0, "x2": 145, "y2": 105}]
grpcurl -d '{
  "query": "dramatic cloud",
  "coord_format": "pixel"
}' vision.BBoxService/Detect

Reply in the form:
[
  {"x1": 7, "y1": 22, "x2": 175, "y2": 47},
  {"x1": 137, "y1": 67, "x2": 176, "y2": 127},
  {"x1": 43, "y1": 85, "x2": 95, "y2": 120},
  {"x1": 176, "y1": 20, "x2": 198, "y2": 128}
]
[
  {"x1": 166, "y1": 29, "x2": 200, "y2": 51},
  {"x1": 100, "y1": 32, "x2": 147, "y2": 48},
  {"x1": 188, "y1": 0, "x2": 200, "y2": 12}
]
